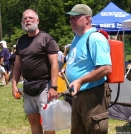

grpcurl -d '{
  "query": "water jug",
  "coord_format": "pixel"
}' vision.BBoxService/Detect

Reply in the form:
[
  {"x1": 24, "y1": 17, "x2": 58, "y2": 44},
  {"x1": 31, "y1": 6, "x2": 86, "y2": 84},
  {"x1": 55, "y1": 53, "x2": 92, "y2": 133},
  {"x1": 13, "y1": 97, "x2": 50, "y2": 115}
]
[{"x1": 41, "y1": 99, "x2": 71, "y2": 131}]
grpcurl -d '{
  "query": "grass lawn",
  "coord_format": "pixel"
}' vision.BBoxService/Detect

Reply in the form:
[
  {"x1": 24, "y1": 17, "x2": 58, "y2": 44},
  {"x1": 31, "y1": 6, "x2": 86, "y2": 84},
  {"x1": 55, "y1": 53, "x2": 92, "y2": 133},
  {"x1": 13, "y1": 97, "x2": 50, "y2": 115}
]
[{"x1": 0, "y1": 83, "x2": 131, "y2": 134}]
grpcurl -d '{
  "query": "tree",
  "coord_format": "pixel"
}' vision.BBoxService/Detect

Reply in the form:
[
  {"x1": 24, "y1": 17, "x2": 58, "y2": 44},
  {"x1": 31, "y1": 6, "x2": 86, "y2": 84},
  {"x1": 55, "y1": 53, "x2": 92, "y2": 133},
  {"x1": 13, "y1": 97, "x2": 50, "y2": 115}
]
[
  {"x1": 0, "y1": 0, "x2": 131, "y2": 50},
  {"x1": 1, "y1": 0, "x2": 26, "y2": 44}
]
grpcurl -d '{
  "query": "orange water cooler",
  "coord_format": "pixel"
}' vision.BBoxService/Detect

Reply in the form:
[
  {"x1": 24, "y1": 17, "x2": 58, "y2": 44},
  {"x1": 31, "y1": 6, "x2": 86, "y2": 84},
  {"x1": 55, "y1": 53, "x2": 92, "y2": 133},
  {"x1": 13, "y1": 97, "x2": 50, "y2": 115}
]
[{"x1": 107, "y1": 39, "x2": 124, "y2": 83}]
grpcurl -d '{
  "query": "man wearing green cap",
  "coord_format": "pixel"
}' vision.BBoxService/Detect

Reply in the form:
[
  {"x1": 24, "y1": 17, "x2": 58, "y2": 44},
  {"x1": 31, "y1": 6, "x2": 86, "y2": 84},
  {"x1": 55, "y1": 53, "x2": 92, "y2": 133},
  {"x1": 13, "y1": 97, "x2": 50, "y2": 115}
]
[{"x1": 64, "y1": 4, "x2": 112, "y2": 134}]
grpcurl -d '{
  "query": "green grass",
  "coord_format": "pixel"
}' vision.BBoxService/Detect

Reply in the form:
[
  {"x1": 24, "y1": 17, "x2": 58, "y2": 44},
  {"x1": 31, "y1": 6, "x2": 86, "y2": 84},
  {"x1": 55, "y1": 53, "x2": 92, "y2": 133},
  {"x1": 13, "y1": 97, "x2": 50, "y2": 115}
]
[{"x1": 0, "y1": 83, "x2": 131, "y2": 134}]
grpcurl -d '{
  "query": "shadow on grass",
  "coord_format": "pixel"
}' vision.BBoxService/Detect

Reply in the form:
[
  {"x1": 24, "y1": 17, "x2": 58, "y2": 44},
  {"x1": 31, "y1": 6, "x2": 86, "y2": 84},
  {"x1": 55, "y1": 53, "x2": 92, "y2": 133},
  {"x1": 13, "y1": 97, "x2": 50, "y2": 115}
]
[
  {"x1": 0, "y1": 85, "x2": 5, "y2": 87},
  {"x1": 115, "y1": 122, "x2": 131, "y2": 133}
]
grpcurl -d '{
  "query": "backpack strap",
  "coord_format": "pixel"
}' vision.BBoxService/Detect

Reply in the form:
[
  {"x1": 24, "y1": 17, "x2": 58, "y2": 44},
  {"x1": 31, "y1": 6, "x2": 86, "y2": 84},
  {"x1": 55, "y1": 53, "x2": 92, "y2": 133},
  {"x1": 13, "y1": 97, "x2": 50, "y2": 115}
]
[
  {"x1": 86, "y1": 30, "x2": 109, "y2": 53},
  {"x1": 86, "y1": 31, "x2": 98, "y2": 53}
]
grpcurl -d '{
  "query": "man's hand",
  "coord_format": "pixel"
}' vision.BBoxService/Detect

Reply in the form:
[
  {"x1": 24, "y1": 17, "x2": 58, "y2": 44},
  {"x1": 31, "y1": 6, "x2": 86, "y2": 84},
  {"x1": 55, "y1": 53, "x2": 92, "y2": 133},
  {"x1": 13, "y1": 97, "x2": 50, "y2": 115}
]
[
  {"x1": 69, "y1": 79, "x2": 82, "y2": 97},
  {"x1": 58, "y1": 68, "x2": 66, "y2": 79},
  {"x1": 48, "y1": 88, "x2": 58, "y2": 101},
  {"x1": 12, "y1": 86, "x2": 21, "y2": 99}
]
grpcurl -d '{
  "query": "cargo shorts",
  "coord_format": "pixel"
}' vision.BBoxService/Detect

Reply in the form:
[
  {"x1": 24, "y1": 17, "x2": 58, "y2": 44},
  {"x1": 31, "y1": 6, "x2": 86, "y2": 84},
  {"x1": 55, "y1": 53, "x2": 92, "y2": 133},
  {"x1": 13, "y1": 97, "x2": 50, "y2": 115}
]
[{"x1": 71, "y1": 82, "x2": 111, "y2": 134}]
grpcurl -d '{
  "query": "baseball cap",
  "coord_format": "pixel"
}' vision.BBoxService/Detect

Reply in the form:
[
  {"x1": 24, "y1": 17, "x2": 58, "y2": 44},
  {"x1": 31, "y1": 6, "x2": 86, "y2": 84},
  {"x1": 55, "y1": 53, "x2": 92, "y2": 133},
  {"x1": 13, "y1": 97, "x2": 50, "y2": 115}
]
[
  {"x1": 0, "y1": 40, "x2": 6, "y2": 45},
  {"x1": 0, "y1": 40, "x2": 7, "y2": 48},
  {"x1": 66, "y1": 4, "x2": 92, "y2": 16},
  {"x1": 13, "y1": 44, "x2": 16, "y2": 48}
]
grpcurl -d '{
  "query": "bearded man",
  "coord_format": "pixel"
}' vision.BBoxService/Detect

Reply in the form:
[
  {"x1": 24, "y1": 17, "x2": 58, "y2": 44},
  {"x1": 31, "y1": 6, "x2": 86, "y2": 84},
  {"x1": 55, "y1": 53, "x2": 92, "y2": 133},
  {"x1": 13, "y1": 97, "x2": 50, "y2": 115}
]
[{"x1": 12, "y1": 9, "x2": 58, "y2": 134}]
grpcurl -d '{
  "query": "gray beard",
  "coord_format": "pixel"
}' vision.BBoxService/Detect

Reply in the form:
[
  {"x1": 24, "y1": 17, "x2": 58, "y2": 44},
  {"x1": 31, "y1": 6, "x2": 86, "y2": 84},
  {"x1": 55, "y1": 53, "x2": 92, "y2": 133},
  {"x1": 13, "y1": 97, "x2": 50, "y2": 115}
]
[{"x1": 21, "y1": 23, "x2": 38, "y2": 32}]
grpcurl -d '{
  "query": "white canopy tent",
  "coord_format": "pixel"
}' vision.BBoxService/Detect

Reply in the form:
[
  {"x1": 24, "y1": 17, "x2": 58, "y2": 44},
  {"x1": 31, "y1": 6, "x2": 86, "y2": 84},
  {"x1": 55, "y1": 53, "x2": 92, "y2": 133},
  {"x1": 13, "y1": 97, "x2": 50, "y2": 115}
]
[
  {"x1": 122, "y1": 19, "x2": 131, "y2": 76},
  {"x1": 122, "y1": 19, "x2": 131, "y2": 51},
  {"x1": 122, "y1": 19, "x2": 131, "y2": 41},
  {"x1": 122, "y1": 19, "x2": 131, "y2": 53},
  {"x1": 123, "y1": 19, "x2": 131, "y2": 29}
]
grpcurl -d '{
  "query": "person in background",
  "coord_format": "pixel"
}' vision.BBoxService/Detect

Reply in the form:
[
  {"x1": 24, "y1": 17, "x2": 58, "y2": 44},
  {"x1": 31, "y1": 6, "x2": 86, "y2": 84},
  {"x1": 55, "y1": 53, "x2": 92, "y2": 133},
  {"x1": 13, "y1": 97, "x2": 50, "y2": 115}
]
[
  {"x1": 0, "y1": 65, "x2": 8, "y2": 85},
  {"x1": 8, "y1": 45, "x2": 16, "y2": 82},
  {"x1": 0, "y1": 40, "x2": 9, "y2": 85},
  {"x1": 62, "y1": 44, "x2": 71, "y2": 63},
  {"x1": 64, "y1": 44, "x2": 71, "y2": 55},
  {"x1": 60, "y1": 4, "x2": 112, "y2": 134},
  {"x1": 12, "y1": 9, "x2": 58, "y2": 134},
  {"x1": 58, "y1": 46, "x2": 65, "y2": 71},
  {"x1": 8, "y1": 48, "x2": 12, "y2": 58},
  {"x1": 58, "y1": 46, "x2": 64, "y2": 63}
]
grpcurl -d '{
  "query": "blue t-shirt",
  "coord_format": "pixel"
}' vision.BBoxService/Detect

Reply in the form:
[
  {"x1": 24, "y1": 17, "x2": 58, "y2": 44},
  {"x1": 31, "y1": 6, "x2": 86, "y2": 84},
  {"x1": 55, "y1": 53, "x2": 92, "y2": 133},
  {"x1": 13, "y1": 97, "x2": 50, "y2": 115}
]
[{"x1": 66, "y1": 28, "x2": 112, "y2": 91}]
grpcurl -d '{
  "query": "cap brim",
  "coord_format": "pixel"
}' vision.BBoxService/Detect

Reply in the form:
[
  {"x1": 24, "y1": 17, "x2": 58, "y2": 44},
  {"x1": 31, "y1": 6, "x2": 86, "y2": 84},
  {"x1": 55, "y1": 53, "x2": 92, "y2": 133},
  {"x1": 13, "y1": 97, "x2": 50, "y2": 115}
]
[{"x1": 65, "y1": 11, "x2": 82, "y2": 15}]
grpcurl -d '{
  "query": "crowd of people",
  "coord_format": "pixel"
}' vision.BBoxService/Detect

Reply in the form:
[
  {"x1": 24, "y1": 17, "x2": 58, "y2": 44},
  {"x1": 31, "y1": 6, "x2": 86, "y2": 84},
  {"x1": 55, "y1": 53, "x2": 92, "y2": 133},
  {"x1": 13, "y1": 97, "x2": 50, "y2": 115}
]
[
  {"x1": 0, "y1": 41, "x2": 23, "y2": 86},
  {"x1": 1, "y1": 3, "x2": 112, "y2": 134},
  {"x1": 0, "y1": 41, "x2": 13, "y2": 85}
]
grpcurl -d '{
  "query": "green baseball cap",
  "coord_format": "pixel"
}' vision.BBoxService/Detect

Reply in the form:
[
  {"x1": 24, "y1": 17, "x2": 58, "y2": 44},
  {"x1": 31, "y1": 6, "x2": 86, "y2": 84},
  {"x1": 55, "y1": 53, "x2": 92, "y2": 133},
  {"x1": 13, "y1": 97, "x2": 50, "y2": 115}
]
[{"x1": 66, "y1": 4, "x2": 92, "y2": 16}]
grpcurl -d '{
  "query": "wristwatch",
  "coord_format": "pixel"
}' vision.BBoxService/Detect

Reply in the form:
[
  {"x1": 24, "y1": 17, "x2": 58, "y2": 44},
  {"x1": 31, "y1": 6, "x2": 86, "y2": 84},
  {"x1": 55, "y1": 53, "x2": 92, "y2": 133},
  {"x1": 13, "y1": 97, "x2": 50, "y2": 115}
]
[{"x1": 50, "y1": 86, "x2": 58, "y2": 91}]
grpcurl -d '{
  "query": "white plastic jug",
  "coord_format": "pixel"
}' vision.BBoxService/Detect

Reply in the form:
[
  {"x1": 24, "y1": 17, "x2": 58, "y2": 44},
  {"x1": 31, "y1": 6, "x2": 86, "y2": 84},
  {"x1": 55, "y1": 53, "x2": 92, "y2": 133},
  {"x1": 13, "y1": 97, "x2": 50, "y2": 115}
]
[{"x1": 41, "y1": 99, "x2": 71, "y2": 131}]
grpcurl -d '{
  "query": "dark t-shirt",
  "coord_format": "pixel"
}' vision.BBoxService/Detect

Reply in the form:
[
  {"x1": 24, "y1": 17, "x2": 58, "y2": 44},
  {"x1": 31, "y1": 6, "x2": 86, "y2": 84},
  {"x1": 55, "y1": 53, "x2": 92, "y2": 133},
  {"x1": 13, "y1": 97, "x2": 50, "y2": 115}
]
[
  {"x1": 16, "y1": 31, "x2": 58, "y2": 80},
  {"x1": 9, "y1": 52, "x2": 16, "y2": 66},
  {"x1": 0, "y1": 48, "x2": 9, "y2": 64}
]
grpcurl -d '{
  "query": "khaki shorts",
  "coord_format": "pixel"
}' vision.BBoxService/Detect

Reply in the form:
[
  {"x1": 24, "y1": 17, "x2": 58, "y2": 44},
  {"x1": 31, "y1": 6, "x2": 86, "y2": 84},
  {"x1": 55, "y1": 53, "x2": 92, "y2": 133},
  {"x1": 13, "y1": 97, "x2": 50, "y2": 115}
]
[
  {"x1": 23, "y1": 82, "x2": 50, "y2": 114},
  {"x1": 71, "y1": 83, "x2": 111, "y2": 134}
]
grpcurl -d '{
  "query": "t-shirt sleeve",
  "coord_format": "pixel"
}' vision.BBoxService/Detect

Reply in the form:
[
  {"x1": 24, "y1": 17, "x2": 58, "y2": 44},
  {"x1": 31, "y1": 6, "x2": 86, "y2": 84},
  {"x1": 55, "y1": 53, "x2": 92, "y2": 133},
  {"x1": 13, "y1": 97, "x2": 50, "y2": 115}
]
[{"x1": 46, "y1": 39, "x2": 58, "y2": 54}]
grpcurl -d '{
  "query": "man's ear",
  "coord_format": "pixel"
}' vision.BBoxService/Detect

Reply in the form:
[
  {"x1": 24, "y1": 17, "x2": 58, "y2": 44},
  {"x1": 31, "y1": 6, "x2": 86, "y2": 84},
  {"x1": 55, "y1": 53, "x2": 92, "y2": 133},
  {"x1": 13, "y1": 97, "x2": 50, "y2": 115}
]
[
  {"x1": 85, "y1": 17, "x2": 89, "y2": 25},
  {"x1": 37, "y1": 18, "x2": 40, "y2": 24}
]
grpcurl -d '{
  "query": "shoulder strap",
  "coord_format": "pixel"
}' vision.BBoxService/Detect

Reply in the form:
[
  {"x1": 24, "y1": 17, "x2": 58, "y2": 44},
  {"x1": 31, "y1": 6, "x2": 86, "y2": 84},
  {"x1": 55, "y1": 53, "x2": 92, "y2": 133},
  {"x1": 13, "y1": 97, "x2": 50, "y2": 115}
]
[
  {"x1": 86, "y1": 30, "x2": 109, "y2": 53},
  {"x1": 86, "y1": 31, "x2": 98, "y2": 53}
]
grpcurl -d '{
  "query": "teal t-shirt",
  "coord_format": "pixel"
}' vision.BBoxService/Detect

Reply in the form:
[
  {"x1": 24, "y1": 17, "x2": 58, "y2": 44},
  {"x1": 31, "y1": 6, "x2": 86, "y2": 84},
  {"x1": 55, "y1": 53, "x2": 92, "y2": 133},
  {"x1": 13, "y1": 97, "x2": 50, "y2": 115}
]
[{"x1": 66, "y1": 28, "x2": 112, "y2": 91}]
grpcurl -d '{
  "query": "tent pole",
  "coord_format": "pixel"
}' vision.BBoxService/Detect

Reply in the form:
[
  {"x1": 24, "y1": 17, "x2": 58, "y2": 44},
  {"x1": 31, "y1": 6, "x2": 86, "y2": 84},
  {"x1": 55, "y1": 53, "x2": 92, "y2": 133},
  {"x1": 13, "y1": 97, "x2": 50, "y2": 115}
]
[{"x1": 123, "y1": 30, "x2": 126, "y2": 73}]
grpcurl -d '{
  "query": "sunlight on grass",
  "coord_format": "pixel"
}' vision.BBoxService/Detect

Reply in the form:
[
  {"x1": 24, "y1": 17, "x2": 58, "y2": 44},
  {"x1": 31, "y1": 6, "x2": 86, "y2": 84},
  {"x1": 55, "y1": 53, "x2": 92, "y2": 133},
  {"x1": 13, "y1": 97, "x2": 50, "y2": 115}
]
[{"x1": 0, "y1": 83, "x2": 131, "y2": 134}]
